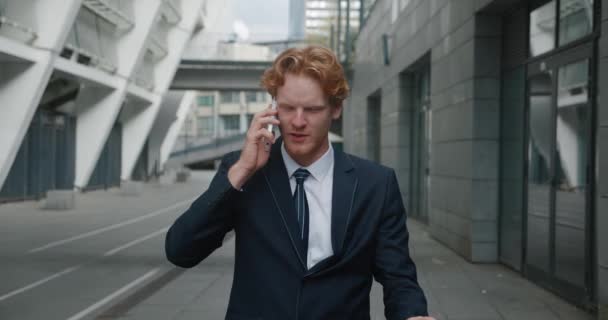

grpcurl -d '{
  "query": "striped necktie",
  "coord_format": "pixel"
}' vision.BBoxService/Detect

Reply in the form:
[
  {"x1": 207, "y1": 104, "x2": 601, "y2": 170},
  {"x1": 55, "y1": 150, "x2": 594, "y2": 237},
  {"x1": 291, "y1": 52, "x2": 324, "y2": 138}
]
[{"x1": 293, "y1": 168, "x2": 311, "y2": 241}]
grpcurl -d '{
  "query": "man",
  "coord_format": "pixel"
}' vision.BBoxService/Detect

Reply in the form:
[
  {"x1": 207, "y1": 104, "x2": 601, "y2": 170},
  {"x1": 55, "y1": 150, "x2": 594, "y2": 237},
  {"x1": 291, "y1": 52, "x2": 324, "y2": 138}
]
[{"x1": 165, "y1": 46, "x2": 433, "y2": 320}]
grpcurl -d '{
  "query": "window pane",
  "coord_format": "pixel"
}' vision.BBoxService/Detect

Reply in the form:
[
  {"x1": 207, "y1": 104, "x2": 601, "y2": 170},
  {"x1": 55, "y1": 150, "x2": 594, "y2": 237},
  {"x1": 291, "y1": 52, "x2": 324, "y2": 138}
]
[
  {"x1": 526, "y1": 70, "x2": 554, "y2": 272},
  {"x1": 559, "y1": 0, "x2": 594, "y2": 46},
  {"x1": 554, "y1": 59, "x2": 589, "y2": 287},
  {"x1": 197, "y1": 95, "x2": 214, "y2": 106},
  {"x1": 197, "y1": 116, "x2": 214, "y2": 137},
  {"x1": 220, "y1": 91, "x2": 240, "y2": 104},
  {"x1": 530, "y1": 1, "x2": 556, "y2": 57},
  {"x1": 258, "y1": 92, "x2": 267, "y2": 102},
  {"x1": 220, "y1": 115, "x2": 240, "y2": 136},
  {"x1": 245, "y1": 91, "x2": 258, "y2": 103}
]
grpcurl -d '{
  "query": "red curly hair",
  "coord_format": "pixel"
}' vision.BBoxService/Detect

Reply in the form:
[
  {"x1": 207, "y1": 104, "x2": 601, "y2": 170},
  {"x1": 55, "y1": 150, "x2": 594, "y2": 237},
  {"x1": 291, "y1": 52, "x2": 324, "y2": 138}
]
[{"x1": 261, "y1": 46, "x2": 350, "y2": 107}]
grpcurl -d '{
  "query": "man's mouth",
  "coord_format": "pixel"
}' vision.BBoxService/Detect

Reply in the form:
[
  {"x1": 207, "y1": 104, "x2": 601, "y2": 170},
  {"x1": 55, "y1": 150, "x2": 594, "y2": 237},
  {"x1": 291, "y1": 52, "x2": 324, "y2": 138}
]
[{"x1": 289, "y1": 133, "x2": 308, "y2": 141}]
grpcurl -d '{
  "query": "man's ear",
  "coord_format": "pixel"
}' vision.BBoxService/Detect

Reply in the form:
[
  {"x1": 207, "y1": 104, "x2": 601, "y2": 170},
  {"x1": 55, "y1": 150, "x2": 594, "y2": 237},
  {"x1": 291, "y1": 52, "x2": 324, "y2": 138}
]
[{"x1": 331, "y1": 102, "x2": 343, "y2": 120}]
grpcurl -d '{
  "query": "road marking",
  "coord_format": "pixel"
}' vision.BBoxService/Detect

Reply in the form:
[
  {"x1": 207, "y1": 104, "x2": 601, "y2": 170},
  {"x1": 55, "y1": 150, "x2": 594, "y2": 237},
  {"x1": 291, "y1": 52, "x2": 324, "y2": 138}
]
[
  {"x1": 104, "y1": 227, "x2": 170, "y2": 256},
  {"x1": 0, "y1": 265, "x2": 81, "y2": 302},
  {"x1": 28, "y1": 199, "x2": 192, "y2": 253},
  {"x1": 66, "y1": 268, "x2": 161, "y2": 320}
]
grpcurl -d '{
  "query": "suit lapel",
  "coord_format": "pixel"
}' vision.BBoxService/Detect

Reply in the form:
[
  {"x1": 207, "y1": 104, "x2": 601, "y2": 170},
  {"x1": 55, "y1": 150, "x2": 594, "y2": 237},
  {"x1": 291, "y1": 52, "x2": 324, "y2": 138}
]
[
  {"x1": 330, "y1": 148, "x2": 358, "y2": 258},
  {"x1": 262, "y1": 138, "x2": 307, "y2": 269}
]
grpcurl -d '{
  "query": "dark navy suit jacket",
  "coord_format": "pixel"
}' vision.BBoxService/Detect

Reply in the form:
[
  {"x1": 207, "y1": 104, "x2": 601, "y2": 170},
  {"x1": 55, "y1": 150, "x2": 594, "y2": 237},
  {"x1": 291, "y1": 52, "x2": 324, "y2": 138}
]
[{"x1": 165, "y1": 138, "x2": 428, "y2": 320}]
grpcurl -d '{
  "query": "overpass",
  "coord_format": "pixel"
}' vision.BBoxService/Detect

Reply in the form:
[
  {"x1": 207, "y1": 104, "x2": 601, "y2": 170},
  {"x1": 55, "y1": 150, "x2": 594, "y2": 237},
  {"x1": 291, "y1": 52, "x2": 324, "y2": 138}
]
[{"x1": 170, "y1": 60, "x2": 272, "y2": 91}]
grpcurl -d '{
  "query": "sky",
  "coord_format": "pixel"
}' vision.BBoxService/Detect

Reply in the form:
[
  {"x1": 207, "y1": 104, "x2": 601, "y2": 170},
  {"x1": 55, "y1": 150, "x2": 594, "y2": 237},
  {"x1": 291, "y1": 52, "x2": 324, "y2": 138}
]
[{"x1": 234, "y1": 0, "x2": 289, "y2": 43}]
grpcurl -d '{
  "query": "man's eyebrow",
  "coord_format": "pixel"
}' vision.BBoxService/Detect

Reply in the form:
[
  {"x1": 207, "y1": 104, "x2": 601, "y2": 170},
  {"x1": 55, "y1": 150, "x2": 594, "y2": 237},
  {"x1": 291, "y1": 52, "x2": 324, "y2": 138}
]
[{"x1": 278, "y1": 103, "x2": 326, "y2": 108}]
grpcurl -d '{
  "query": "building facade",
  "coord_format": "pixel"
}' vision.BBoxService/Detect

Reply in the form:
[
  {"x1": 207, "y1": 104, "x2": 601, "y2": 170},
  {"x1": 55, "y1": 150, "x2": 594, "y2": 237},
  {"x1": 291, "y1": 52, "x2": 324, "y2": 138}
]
[
  {"x1": 344, "y1": 0, "x2": 607, "y2": 315},
  {"x1": 0, "y1": 0, "x2": 205, "y2": 199}
]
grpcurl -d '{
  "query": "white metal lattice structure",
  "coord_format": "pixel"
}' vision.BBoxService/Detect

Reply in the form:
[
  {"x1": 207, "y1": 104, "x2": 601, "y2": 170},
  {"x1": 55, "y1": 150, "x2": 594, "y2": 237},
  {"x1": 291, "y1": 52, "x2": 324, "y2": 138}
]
[
  {"x1": 0, "y1": 15, "x2": 38, "y2": 43},
  {"x1": 161, "y1": 0, "x2": 182, "y2": 24},
  {"x1": 61, "y1": 43, "x2": 117, "y2": 74},
  {"x1": 147, "y1": 35, "x2": 169, "y2": 60},
  {"x1": 81, "y1": 0, "x2": 134, "y2": 30}
]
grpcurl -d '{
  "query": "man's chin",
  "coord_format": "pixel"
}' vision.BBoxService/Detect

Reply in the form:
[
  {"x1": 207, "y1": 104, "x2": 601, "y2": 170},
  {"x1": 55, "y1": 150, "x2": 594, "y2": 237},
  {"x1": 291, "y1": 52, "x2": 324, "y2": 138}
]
[{"x1": 284, "y1": 142, "x2": 310, "y2": 156}]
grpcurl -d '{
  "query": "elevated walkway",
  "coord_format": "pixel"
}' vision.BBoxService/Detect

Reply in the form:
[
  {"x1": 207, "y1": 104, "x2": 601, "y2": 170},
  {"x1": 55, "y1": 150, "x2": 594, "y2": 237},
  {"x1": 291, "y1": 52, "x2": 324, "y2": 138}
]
[{"x1": 170, "y1": 60, "x2": 272, "y2": 91}]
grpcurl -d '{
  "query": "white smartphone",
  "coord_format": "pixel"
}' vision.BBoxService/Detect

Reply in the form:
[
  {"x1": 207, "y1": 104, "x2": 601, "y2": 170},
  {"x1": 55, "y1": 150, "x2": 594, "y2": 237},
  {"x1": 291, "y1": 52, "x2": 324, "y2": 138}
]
[
  {"x1": 264, "y1": 99, "x2": 277, "y2": 151},
  {"x1": 267, "y1": 98, "x2": 277, "y2": 133}
]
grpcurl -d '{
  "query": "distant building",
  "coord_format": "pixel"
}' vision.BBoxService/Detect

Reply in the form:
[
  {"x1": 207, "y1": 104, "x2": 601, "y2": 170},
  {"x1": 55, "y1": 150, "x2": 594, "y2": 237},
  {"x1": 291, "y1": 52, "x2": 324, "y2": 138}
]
[
  {"x1": 175, "y1": 90, "x2": 270, "y2": 150},
  {"x1": 288, "y1": 0, "x2": 307, "y2": 41}
]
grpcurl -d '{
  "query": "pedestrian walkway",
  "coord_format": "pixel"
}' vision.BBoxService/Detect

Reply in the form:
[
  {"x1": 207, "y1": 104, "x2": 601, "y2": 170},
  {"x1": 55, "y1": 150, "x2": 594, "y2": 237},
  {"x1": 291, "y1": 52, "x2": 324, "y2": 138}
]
[{"x1": 97, "y1": 193, "x2": 594, "y2": 320}]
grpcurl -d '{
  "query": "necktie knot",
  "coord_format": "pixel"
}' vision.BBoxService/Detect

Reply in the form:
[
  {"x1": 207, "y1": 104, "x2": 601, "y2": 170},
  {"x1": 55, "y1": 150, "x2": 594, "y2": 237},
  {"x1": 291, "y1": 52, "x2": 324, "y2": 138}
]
[{"x1": 293, "y1": 168, "x2": 311, "y2": 185}]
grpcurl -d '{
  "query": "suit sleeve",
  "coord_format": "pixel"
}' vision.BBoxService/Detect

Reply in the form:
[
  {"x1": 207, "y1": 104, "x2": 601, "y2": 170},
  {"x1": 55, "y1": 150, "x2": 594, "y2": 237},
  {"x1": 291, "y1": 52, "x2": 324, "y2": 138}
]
[
  {"x1": 165, "y1": 152, "x2": 240, "y2": 268},
  {"x1": 373, "y1": 169, "x2": 428, "y2": 320}
]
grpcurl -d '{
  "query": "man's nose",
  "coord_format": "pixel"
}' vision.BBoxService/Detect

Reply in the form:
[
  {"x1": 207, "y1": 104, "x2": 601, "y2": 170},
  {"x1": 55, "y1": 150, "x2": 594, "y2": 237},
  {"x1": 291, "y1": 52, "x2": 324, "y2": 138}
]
[{"x1": 292, "y1": 109, "x2": 307, "y2": 127}]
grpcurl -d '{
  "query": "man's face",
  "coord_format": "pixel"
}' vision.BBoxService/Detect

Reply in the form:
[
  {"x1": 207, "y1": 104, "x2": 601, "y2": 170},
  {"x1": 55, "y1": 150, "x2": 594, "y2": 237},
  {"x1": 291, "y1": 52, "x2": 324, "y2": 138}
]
[{"x1": 276, "y1": 73, "x2": 342, "y2": 166}]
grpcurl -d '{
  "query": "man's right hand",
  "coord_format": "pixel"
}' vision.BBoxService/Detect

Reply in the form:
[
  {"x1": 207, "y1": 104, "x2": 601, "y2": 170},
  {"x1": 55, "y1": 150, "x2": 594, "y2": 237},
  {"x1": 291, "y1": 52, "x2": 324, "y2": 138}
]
[{"x1": 228, "y1": 106, "x2": 280, "y2": 190}]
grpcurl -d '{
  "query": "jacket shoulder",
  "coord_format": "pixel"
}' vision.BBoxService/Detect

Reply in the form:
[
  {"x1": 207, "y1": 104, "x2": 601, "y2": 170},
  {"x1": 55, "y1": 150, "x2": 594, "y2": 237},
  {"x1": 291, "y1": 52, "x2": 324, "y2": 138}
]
[{"x1": 342, "y1": 152, "x2": 393, "y2": 176}]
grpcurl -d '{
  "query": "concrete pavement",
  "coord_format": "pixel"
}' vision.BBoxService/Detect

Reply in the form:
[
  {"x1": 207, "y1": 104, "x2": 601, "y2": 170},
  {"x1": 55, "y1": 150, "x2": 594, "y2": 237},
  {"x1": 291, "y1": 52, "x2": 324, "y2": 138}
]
[{"x1": 0, "y1": 171, "x2": 595, "y2": 320}]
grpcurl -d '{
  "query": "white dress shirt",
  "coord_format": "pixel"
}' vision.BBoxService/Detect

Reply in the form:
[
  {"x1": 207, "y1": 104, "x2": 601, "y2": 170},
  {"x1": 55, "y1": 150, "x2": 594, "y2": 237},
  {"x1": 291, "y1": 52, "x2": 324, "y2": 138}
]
[{"x1": 281, "y1": 142, "x2": 334, "y2": 269}]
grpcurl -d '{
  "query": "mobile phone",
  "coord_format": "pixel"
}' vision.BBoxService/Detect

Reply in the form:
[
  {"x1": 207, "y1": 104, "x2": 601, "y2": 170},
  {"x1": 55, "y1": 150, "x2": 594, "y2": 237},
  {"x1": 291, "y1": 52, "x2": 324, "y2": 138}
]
[
  {"x1": 264, "y1": 99, "x2": 277, "y2": 151},
  {"x1": 267, "y1": 98, "x2": 277, "y2": 133}
]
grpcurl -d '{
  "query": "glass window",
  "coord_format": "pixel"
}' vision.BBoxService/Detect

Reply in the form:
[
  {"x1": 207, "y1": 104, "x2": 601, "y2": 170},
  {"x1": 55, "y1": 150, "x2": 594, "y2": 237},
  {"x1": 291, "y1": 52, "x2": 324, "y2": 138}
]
[
  {"x1": 554, "y1": 59, "x2": 589, "y2": 286},
  {"x1": 220, "y1": 91, "x2": 241, "y2": 104},
  {"x1": 559, "y1": 0, "x2": 594, "y2": 46},
  {"x1": 258, "y1": 92, "x2": 267, "y2": 103},
  {"x1": 529, "y1": 1, "x2": 556, "y2": 57},
  {"x1": 197, "y1": 95, "x2": 214, "y2": 107},
  {"x1": 220, "y1": 115, "x2": 241, "y2": 136},
  {"x1": 245, "y1": 91, "x2": 269, "y2": 103},
  {"x1": 197, "y1": 116, "x2": 214, "y2": 137},
  {"x1": 526, "y1": 69, "x2": 554, "y2": 272},
  {"x1": 245, "y1": 91, "x2": 259, "y2": 103}
]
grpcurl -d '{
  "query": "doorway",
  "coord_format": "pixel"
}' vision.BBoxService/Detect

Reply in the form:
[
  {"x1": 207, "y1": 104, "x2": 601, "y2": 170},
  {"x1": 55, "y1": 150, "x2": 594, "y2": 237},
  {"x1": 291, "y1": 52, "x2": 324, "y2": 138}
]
[
  {"x1": 525, "y1": 42, "x2": 594, "y2": 304},
  {"x1": 409, "y1": 66, "x2": 431, "y2": 221}
]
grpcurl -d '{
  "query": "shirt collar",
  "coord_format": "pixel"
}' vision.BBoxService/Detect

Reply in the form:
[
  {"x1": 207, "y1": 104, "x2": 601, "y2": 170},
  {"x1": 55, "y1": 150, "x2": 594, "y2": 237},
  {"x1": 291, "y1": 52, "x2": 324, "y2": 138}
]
[{"x1": 281, "y1": 141, "x2": 334, "y2": 182}]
